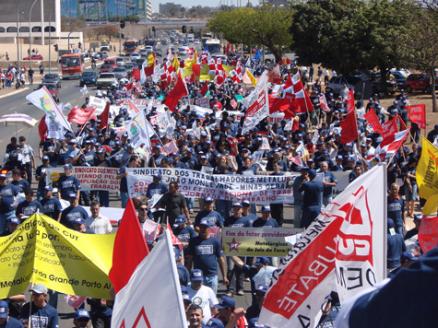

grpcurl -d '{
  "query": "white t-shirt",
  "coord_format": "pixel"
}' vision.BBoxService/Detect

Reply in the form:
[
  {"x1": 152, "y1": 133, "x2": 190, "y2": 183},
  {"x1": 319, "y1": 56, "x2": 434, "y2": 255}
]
[
  {"x1": 187, "y1": 285, "x2": 218, "y2": 323},
  {"x1": 85, "y1": 215, "x2": 113, "y2": 234}
]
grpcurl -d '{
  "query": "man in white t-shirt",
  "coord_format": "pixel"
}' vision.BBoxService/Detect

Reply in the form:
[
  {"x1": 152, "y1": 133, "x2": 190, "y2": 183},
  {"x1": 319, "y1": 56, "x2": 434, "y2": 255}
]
[
  {"x1": 186, "y1": 269, "x2": 218, "y2": 324},
  {"x1": 85, "y1": 201, "x2": 113, "y2": 234}
]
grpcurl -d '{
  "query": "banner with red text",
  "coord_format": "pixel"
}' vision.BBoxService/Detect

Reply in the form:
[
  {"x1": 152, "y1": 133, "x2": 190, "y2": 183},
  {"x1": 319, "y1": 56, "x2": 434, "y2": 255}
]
[{"x1": 47, "y1": 167, "x2": 120, "y2": 192}]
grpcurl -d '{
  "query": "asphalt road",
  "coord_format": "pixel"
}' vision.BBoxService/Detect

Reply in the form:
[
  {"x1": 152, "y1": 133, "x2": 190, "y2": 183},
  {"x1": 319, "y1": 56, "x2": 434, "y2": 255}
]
[{"x1": 0, "y1": 79, "x2": 259, "y2": 326}]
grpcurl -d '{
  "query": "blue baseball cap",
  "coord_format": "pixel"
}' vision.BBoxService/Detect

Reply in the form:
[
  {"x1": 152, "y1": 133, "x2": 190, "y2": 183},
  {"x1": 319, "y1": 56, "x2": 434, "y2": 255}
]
[
  {"x1": 204, "y1": 196, "x2": 214, "y2": 203},
  {"x1": 7, "y1": 216, "x2": 20, "y2": 225},
  {"x1": 64, "y1": 163, "x2": 73, "y2": 170},
  {"x1": 190, "y1": 269, "x2": 204, "y2": 282},
  {"x1": 68, "y1": 192, "x2": 77, "y2": 199},
  {"x1": 206, "y1": 318, "x2": 225, "y2": 328},
  {"x1": 261, "y1": 205, "x2": 271, "y2": 213},
  {"x1": 215, "y1": 296, "x2": 236, "y2": 309},
  {"x1": 199, "y1": 218, "x2": 213, "y2": 227},
  {"x1": 173, "y1": 215, "x2": 186, "y2": 227},
  {"x1": 74, "y1": 309, "x2": 90, "y2": 320},
  {"x1": 0, "y1": 301, "x2": 8, "y2": 319}
]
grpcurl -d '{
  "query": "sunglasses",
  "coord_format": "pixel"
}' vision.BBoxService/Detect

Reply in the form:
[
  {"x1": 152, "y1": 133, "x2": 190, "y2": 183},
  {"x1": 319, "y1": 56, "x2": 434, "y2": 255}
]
[{"x1": 139, "y1": 208, "x2": 147, "y2": 211}]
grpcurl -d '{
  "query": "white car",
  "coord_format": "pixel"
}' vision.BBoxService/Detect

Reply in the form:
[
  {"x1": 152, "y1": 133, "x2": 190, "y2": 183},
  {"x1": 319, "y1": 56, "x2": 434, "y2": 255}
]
[
  {"x1": 96, "y1": 72, "x2": 119, "y2": 89},
  {"x1": 130, "y1": 53, "x2": 141, "y2": 61}
]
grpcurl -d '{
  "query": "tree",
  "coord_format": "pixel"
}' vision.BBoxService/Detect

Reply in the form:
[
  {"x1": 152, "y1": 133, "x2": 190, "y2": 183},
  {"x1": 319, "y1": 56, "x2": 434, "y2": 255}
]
[
  {"x1": 290, "y1": 0, "x2": 413, "y2": 76},
  {"x1": 398, "y1": 7, "x2": 438, "y2": 112},
  {"x1": 208, "y1": 5, "x2": 293, "y2": 62}
]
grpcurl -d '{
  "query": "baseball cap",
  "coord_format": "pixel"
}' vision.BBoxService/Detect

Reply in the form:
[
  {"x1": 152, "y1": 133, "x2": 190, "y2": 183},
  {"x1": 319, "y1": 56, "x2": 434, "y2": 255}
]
[
  {"x1": 30, "y1": 284, "x2": 48, "y2": 294},
  {"x1": 261, "y1": 205, "x2": 271, "y2": 213},
  {"x1": 199, "y1": 218, "x2": 213, "y2": 227},
  {"x1": 44, "y1": 185, "x2": 53, "y2": 192},
  {"x1": 232, "y1": 202, "x2": 242, "y2": 208},
  {"x1": 387, "y1": 218, "x2": 395, "y2": 229},
  {"x1": 64, "y1": 163, "x2": 73, "y2": 170},
  {"x1": 0, "y1": 301, "x2": 8, "y2": 319},
  {"x1": 190, "y1": 269, "x2": 204, "y2": 282},
  {"x1": 68, "y1": 192, "x2": 77, "y2": 199},
  {"x1": 173, "y1": 215, "x2": 186, "y2": 227},
  {"x1": 204, "y1": 196, "x2": 214, "y2": 203},
  {"x1": 206, "y1": 318, "x2": 225, "y2": 328},
  {"x1": 42, "y1": 155, "x2": 49, "y2": 161},
  {"x1": 308, "y1": 169, "x2": 317, "y2": 179},
  {"x1": 216, "y1": 296, "x2": 236, "y2": 310},
  {"x1": 74, "y1": 309, "x2": 90, "y2": 320},
  {"x1": 242, "y1": 200, "x2": 250, "y2": 207},
  {"x1": 255, "y1": 257, "x2": 270, "y2": 266}
]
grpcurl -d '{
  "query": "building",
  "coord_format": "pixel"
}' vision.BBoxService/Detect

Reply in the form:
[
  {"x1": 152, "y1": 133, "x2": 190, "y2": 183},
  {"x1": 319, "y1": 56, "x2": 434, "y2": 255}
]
[{"x1": 61, "y1": 0, "x2": 153, "y2": 20}]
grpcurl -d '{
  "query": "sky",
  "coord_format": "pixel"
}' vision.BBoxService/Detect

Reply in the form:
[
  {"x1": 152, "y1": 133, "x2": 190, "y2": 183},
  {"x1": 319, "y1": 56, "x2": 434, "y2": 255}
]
[{"x1": 153, "y1": 0, "x2": 257, "y2": 12}]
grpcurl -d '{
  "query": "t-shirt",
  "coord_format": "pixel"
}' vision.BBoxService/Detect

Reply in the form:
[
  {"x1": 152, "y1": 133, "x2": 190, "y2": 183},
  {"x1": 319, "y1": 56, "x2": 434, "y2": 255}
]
[
  {"x1": 11, "y1": 179, "x2": 30, "y2": 193},
  {"x1": 177, "y1": 263, "x2": 190, "y2": 287},
  {"x1": 157, "y1": 192, "x2": 187, "y2": 225},
  {"x1": 60, "y1": 205, "x2": 89, "y2": 229},
  {"x1": 251, "y1": 217, "x2": 279, "y2": 228},
  {"x1": 20, "y1": 303, "x2": 59, "y2": 328},
  {"x1": 0, "y1": 184, "x2": 19, "y2": 213},
  {"x1": 58, "y1": 175, "x2": 81, "y2": 200},
  {"x1": 173, "y1": 225, "x2": 197, "y2": 245},
  {"x1": 40, "y1": 198, "x2": 63, "y2": 220},
  {"x1": 300, "y1": 180, "x2": 323, "y2": 208},
  {"x1": 388, "y1": 197, "x2": 404, "y2": 224},
  {"x1": 322, "y1": 171, "x2": 337, "y2": 196},
  {"x1": 85, "y1": 215, "x2": 113, "y2": 234},
  {"x1": 187, "y1": 285, "x2": 218, "y2": 323},
  {"x1": 16, "y1": 199, "x2": 42, "y2": 218},
  {"x1": 146, "y1": 182, "x2": 168, "y2": 199},
  {"x1": 188, "y1": 236, "x2": 223, "y2": 277},
  {"x1": 0, "y1": 316, "x2": 23, "y2": 328},
  {"x1": 230, "y1": 216, "x2": 252, "y2": 228},
  {"x1": 195, "y1": 210, "x2": 224, "y2": 228}
]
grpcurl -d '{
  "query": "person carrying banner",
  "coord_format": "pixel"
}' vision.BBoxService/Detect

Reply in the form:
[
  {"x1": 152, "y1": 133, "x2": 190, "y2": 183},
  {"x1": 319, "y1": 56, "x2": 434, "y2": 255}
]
[{"x1": 20, "y1": 284, "x2": 59, "y2": 328}]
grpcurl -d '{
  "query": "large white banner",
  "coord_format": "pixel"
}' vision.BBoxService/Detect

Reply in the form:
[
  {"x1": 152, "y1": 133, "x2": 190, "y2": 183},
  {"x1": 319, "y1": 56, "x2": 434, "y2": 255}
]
[
  {"x1": 127, "y1": 167, "x2": 298, "y2": 204},
  {"x1": 128, "y1": 112, "x2": 155, "y2": 149},
  {"x1": 259, "y1": 165, "x2": 386, "y2": 327},
  {"x1": 88, "y1": 96, "x2": 107, "y2": 115},
  {"x1": 111, "y1": 230, "x2": 187, "y2": 328}
]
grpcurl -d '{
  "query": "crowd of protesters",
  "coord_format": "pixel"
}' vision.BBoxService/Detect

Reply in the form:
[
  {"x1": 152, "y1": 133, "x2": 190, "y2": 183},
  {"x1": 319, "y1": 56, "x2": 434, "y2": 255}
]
[{"x1": 0, "y1": 48, "x2": 436, "y2": 328}]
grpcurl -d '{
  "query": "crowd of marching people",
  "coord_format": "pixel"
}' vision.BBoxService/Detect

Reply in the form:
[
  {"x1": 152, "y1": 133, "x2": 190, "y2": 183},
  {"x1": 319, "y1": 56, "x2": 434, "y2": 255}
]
[{"x1": 0, "y1": 46, "x2": 437, "y2": 328}]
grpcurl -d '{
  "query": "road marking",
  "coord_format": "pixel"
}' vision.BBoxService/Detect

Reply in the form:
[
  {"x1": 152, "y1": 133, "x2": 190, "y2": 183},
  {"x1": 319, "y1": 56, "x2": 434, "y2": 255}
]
[{"x1": 0, "y1": 87, "x2": 29, "y2": 100}]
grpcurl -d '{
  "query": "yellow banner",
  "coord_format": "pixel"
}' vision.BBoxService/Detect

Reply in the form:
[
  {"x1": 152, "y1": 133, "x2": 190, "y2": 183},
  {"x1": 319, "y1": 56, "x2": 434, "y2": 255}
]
[
  {"x1": 416, "y1": 138, "x2": 438, "y2": 215},
  {"x1": 0, "y1": 214, "x2": 115, "y2": 299},
  {"x1": 222, "y1": 227, "x2": 299, "y2": 257}
]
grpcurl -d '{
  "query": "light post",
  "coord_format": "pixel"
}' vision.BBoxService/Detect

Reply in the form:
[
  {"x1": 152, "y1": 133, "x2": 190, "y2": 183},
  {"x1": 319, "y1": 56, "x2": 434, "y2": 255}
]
[{"x1": 29, "y1": 0, "x2": 40, "y2": 69}]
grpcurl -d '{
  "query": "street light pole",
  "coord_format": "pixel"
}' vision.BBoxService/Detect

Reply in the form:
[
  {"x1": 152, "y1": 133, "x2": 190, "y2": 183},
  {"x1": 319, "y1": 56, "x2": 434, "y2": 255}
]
[
  {"x1": 16, "y1": 4, "x2": 20, "y2": 68},
  {"x1": 29, "y1": 0, "x2": 39, "y2": 69}
]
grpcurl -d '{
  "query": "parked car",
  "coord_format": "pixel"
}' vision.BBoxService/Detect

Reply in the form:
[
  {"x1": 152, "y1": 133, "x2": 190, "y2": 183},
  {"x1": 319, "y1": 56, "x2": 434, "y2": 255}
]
[
  {"x1": 405, "y1": 73, "x2": 432, "y2": 93},
  {"x1": 96, "y1": 72, "x2": 118, "y2": 89},
  {"x1": 79, "y1": 70, "x2": 97, "y2": 87},
  {"x1": 42, "y1": 73, "x2": 61, "y2": 88},
  {"x1": 23, "y1": 54, "x2": 43, "y2": 61},
  {"x1": 113, "y1": 67, "x2": 128, "y2": 80}
]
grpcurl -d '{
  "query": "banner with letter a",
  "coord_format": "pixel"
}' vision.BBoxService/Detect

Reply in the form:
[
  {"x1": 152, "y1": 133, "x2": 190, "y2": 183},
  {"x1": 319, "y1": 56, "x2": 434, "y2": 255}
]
[
  {"x1": 0, "y1": 214, "x2": 115, "y2": 299},
  {"x1": 259, "y1": 165, "x2": 386, "y2": 328}
]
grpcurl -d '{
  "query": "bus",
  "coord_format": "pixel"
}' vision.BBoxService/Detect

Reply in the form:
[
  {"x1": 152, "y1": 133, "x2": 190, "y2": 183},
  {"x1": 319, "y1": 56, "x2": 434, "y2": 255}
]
[
  {"x1": 123, "y1": 39, "x2": 138, "y2": 54},
  {"x1": 205, "y1": 39, "x2": 222, "y2": 55},
  {"x1": 59, "y1": 53, "x2": 83, "y2": 79}
]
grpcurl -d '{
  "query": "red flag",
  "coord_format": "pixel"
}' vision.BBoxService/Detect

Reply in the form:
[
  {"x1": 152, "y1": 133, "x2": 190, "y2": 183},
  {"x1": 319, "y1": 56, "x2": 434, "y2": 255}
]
[
  {"x1": 346, "y1": 89, "x2": 355, "y2": 113},
  {"x1": 132, "y1": 68, "x2": 140, "y2": 81},
  {"x1": 109, "y1": 199, "x2": 149, "y2": 293},
  {"x1": 418, "y1": 216, "x2": 438, "y2": 253},
  {"x1": 200, "y1": 82, "x2": 209, "y2": 96},
  {"x1": 397, "y1": 114, "x2": 407, "y2": 131},
  {"x1": 340, "y1": 111, "x2": 358, "y2": 144},
  {"x1": 38, "y1": 116, "x2": 48, "y2": 141},
  {"x1": 290, "y1": 72, "x2": 314, "y2": 113},
  {"x1": 166, "y1": 223, "x2": 183, "y2": 251},
  {"x1": 67, "y1": 106, "x2": 96, "y2": 125},
  {"x1": 98, "y1": 102, "x2": 110, "y2": 130},
  {"x1": 381, "y1": 117, "x2": 399, "y2": 146},
  {"x1": 364, "y1": 110, "x2": 383, "y2": 134},
  {"x1": 407, "y1": 104, "x2": 426, "y2": 129},
  {"x1": 164, "y1": 72, "x2": 188, "y2": 112},
  {"x1": 319, "y1": 93, "x2": 330, "y2": 113}
]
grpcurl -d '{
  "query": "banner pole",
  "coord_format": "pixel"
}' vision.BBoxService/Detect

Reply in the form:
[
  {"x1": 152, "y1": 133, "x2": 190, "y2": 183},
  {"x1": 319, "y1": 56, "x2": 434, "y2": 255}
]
[{"x1": 382, "y1": 162, "x2": 388, "y2": 279}]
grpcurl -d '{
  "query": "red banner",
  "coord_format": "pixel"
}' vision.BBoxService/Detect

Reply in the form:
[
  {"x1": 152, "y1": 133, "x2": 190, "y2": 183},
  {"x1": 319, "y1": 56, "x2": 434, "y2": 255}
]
[
  {"x1": 418, "y1": 216, "x2": 438, "y2": 253},
  {"x1": 407, "y1": 104, "x2": 426, "y2": 129},
  {"x1": 364, "y1": 110, "x2": 383, "y2": 135}
]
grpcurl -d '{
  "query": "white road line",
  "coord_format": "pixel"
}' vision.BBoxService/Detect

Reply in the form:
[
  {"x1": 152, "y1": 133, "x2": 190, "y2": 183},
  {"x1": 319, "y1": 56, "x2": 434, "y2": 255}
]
[{"x1": 0, "y1": 87, "x2": 29, "y2": 100}]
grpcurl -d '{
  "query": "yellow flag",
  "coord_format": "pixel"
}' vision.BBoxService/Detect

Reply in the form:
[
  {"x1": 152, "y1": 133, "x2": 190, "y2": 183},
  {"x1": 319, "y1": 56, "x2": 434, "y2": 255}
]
[
  {"x1": 147, "y1": 52, "x2": 155, "y2": 67},
  {"x1": 416, "y1": 137, "x2": 438, "y2": 215},
  {"x1": 243, "y1": 68, "x2": 257, "y2": 86},
  {"x1": 0, "y1": 214, "x2": 115, "y2": 299}
]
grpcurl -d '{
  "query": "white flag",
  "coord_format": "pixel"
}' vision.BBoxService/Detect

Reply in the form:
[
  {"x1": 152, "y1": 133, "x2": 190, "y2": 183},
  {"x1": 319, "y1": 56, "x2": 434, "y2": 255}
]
[
  {"x1": 140, "y1": 60, "x2": 147, "y2": 84},
  {"x1": 242, "y1": 71, "x2": 269, "y2": 134},
  {"x1": 128, "y1": 112, "x2": 155, "y2": 150},
  {"x1": 111, "y1": 230, "x2": 187, "y2": 328},
  {"x1": 88, "y1": 96, "x2": 107, "y2": 115},
  {"x1": 259, "y1": 164, "x2": 386, "y2": 328},
  {"x1": 26, "y1": 86, "x2": 72, "y2": 132}
]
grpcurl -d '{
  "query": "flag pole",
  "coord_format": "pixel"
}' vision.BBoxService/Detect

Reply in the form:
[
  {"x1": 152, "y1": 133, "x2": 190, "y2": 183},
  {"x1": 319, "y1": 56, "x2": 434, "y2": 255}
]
[{"x1": 382, "y1": 162, "x2": 388, "y2": 279}]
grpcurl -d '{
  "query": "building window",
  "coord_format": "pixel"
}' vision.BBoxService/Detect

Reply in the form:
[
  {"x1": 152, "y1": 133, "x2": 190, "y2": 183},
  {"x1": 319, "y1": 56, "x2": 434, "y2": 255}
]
[
  {"x1": 44, "y1": 26, "x2": 56, "y2": 32},
  {"x1": 32, "y1": 26, "x2": 42, "y2": 32},
  {"x1": 7, "y1": 27, "x2": 17, "y2": 33},
  {"x1": 19, "y1": 26, "x2": 29, "y2": 32},
  {"x1": 0, "y1": 27, "x2": 5, "y2": 33}
]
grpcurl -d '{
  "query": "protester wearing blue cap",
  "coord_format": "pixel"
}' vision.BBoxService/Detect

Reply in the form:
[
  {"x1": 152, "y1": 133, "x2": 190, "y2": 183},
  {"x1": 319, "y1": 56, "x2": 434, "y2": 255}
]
[
  {"x1": 146, "y1": 174, "x2": 168, "y2": 199},
  {"x1": 187, "y1": 269, "x2": 218, "y2": 324},
  {"x1": 387, "y1": 218, "x2": 406, "y2": 270},
  {"x1": 16, "y1": 188, "x2": 42, "y2": 220},
  {"x1": 2, "y1": 215, "x2": 21, "y2": 236},
  {"x1": 58, "y1": 163, "x2": 81, "y2": 200},
  {"x1": 251, "y1": 206, "x2": 279, "y2": 228},
  {"x1": 214, "y1": 295, "x2": 248, "y2": 327},
  {"x1": 60, "y1": 193, "x2": 90, "y2": 229},
  {"x1": 388, "y1": 183, "x2": 405, "y2": 235},
  {"x1": 20, "y1": 284, "x2": 59, "y2": 328},
  {"x1": 73, "y1": 309, "x2": 90, "y2": 328},
  {"x1": 0, "y1": 300, "x2": 22, "y2": 327},
  {"x1": 195, "y1": 197, "x2": 224, "y2": 229},
  {"x1": 40, "y1": 186, "x2": 63, "y2": 222},
  {"x1": 173, "y1": 214, "x2": 196, "y2": 248}
]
